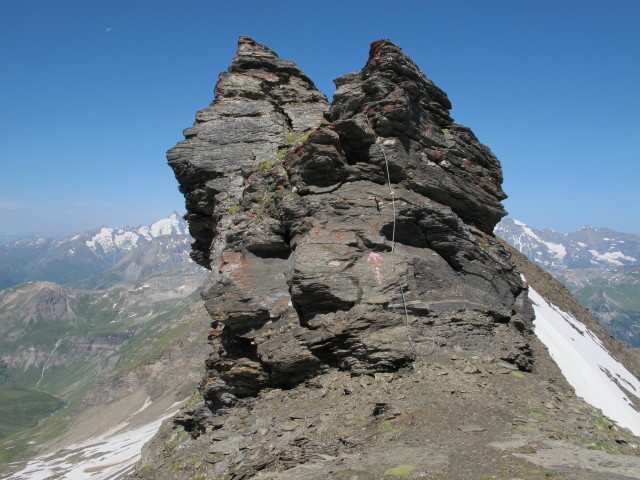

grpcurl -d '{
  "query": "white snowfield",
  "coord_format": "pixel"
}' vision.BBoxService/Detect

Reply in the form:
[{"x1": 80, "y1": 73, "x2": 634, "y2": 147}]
[
  {"x1": 529, "y1": 284, "x2": 640, "y2": 436},
  {"x1": 149, "y1": 214, "x2": 186, "y2": 237},
  {"x1": 587, "y1": 249, "x2": 637, "y2": 266},
  {"x1": 7, "y1": 400, "x2": 183, "y2": 480}
]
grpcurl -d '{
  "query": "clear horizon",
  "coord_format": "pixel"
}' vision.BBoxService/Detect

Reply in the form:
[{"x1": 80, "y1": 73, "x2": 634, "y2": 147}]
[
  {"x1": 1, "y1": 1, "x2": 639, "y2": 236},
  {"x1": 3, "y1": 211, "x2": 639, "y2": 244}
]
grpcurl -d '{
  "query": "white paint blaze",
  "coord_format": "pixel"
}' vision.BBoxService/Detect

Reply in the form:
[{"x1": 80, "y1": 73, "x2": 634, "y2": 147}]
[{"x1": 528, "y1": 285, "x2": 640, "y2": 436}]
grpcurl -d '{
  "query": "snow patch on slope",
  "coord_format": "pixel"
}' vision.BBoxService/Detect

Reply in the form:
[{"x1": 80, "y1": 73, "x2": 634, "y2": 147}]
[
  {"x1": 496, "y1": 221, "x2": 566, "y2": 265},
  {"x1": 139, "y1": 212, "x2": 184, "y2": 239},
  {"x1": 528, "y1": 284, "x2": 640, "y2": 436},
  {"x1": 7, "y1": 401, "x2": 183, "y2": 480},
  {"x1": 114, "y1": 231, "x2": 140, "y2": 250},
  {"x1": 545, "y1": 242, "x2": 566, "y2": 262},
  {"x1": 85, "y1": 228, "x2": 143, "y2": 254},
  {"x1": 588, "y1": 249, "x2": 637, "y2": 266}
]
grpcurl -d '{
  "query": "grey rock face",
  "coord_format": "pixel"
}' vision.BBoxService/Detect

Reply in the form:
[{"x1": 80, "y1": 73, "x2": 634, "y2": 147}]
[
  {"x1": 326, "y1": 40, "x2": 506, "y2": 233},
  {"x1": 168, "y1": 37, "x2": 535, "y2": 413},
  {"x1": 167, "y1": 36, "x2": 329, "y2": 268}
]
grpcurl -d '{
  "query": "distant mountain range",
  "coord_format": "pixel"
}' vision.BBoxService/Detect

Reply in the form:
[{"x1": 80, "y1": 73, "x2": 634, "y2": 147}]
[
  {"x1": 496, "y1": 218, "x2": 640, "y2": 347},
  {"x1": 0, "y1": 212, "x2": 208, "y2": 459},
  {"x1": 0, "y1": 212, "x2": 191, "y2": 290},
  {"x1": 495, "y1": 218, "x2": 640, "y2": 271},
  {"x1": 2, "y1": 212, "x2": 638, "y2": 476}
]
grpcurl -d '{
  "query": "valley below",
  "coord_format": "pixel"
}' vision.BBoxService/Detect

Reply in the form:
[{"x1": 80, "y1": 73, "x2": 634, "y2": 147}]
[{"x1": 0, "y1": 214, "x2": 210, "y2": 477}]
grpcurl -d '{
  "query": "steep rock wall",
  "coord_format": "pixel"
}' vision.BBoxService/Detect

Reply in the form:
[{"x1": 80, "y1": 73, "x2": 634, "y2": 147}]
[{"x1": 168, "y1": 37, "x2": 535, "y2": 414}]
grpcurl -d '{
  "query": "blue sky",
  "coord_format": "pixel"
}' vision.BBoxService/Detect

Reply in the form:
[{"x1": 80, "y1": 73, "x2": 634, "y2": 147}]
[{"x1": 1, "y1": 0, "x2": 638, "y2": 237}]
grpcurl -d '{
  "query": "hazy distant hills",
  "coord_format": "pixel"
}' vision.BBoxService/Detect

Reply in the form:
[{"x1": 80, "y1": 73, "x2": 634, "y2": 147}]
[
  {"x1": 0, "y1": 275, "x2": 204, "y2": 397},
  {"x1": 0, "y1": 212, "x2": 208, "y2": 454},
  {"x1": 0, "y1": 212, "x2": 191, "y2": 290},
  {"x1": 553, "y1": 265, "x2": 640, "y2": 347},
  {"x1": 496, "y1": 218, "x2": 640, "y2": 347}
]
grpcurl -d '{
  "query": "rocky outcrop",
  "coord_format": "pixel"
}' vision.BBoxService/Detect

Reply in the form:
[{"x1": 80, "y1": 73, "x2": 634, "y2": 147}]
[
  {"x1": 168, "y1": 36, "x2": 329, "y2": 268},
  {"x1": 168, "y1": 37, "x2": 535, "y2": 416}
]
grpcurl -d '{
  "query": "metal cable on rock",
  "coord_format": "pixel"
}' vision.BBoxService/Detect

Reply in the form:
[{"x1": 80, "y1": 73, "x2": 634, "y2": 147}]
[{"x1": 364, "y1": 111, "x2": 435, "y2": 357}]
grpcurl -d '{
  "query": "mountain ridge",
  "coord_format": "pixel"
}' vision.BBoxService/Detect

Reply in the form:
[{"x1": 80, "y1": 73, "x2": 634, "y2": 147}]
[
  {"x1": 497, "y1": 218, "x2": 640, "y2": 348},
  {"x1": 131, "y1": 37, "x2": 640, "y2": 480},
  {"x1": 496, "y1": 218, "x2": 640, "y2": 271},
  {"x1": 0, "y1": 212, "x2": 191, "y2": 289},
  {"x1": 0, "y1": 212, "x2": 210, "y2": 477}
]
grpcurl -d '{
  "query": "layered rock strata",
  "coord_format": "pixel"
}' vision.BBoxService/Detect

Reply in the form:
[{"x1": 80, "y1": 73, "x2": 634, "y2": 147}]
[
  {"x1": 168, "y1": 37, "x2": 535, "y2": 415},
  {"x1": 168, "y1": 36, "x2": 329, "y2": 268}
]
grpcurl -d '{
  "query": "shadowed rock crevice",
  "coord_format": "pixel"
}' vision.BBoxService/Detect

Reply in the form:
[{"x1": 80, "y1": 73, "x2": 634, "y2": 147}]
[{"x1": 167, "y1": 36, "x2": 535, "y2": 418}]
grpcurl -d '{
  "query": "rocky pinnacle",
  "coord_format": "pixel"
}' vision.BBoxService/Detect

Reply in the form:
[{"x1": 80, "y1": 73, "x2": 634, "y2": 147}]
[
  {"x1": 167, "y1": 37, "x2": 535, "y2": 412},
  {"x1": 168, "y1": 36, "x2": 329, "y2": 268}
]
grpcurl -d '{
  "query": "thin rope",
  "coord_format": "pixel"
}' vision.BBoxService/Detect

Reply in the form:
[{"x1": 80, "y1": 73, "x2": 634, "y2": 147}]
[{"x1": 364, "y1": 111, "x2": 435, "y2": 357}]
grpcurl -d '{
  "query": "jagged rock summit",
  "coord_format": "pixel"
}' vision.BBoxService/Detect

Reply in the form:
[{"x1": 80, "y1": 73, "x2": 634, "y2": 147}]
[
  {"x1": 168, "y1": 36, "x2": 329, "y2": 268},
  {"x1": 131, "y1": 37, "x2": 640, "y2": 480},
  {"x1": 168, "y1": 36, "x2": 533, "y2": 407}
]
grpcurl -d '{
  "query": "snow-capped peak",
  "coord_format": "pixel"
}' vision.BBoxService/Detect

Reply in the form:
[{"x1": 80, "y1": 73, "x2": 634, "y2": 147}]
[
  {"x1": 149, "y1": 211, "x2": 185, "y2": 237},
  {"x1": 137, "y1": 212, "x2": 185, "y2": 241},
  {"x1": 496, "y1": 218, "x2": 640, "y2": 270},
  {"x1": 84, "y1": 213, "x2": 188, "y2": 255}
]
